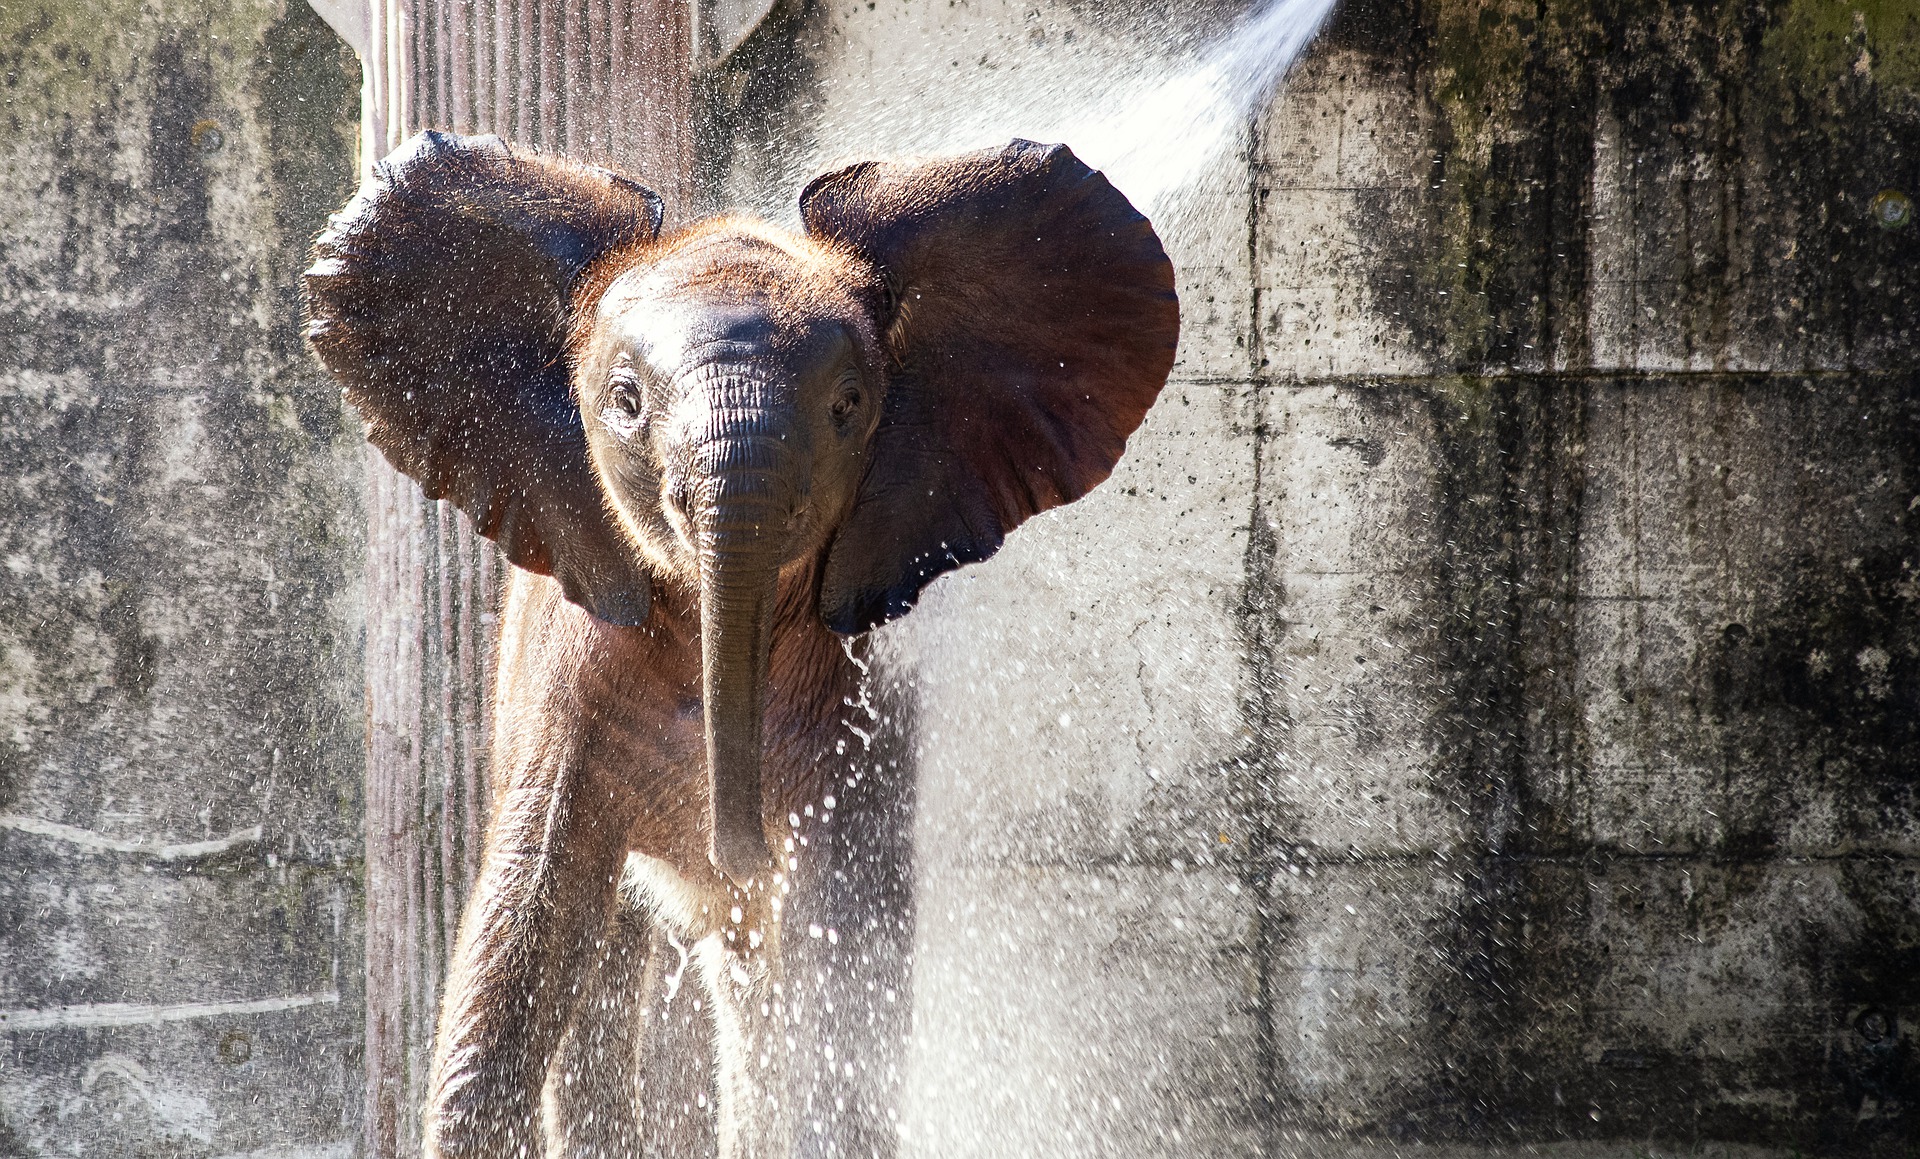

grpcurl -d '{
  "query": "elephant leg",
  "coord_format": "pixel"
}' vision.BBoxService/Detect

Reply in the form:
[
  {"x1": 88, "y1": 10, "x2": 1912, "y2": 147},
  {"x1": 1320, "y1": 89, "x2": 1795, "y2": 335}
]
[
  {"x1": 780, "y1": 749, "x2": 915, "y2": 1159},
  {"x1": 633, "y1": 922, "x2": 720, "y2": 1158},
  {"x1": 696, "y1": 929, "x2": 792, "y2": 1159},
  {"x1": 542, "y1": 901, "x2": 654, "y2": 1159},
  {"x1": 781, "y1": 873, "x2": 911, "y2": 1159},
  {"x1": 422, "y1": 764, "x2": 637, "y2": 1159}
]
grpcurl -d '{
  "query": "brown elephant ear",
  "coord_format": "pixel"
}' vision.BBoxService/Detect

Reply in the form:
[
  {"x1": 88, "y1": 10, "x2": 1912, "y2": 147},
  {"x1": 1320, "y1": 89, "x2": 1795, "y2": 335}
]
[
  {"x1": 800, "y1": 139, "x2": 1179, "y2": 634},
  {"x1": 303, "y1": 130, "x2": 661, "y2": 625}
]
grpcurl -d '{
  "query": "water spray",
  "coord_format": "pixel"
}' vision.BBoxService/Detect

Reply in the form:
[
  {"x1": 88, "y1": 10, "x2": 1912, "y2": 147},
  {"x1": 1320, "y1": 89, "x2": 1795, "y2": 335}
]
[{"x1": 1056, "y1": 0, "x2": 1343, "y2": 211}]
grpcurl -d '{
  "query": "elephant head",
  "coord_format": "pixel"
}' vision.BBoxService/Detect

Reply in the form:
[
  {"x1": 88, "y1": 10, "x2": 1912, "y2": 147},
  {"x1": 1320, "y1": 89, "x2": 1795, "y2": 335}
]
[{"x1": 303, "y1": 132, "x2": 1178, "y2": 883}]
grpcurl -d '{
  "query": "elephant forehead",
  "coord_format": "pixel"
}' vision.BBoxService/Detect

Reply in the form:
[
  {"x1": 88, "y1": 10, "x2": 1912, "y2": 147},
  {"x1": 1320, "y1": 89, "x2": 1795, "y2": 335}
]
[
  {"x1": 598, "y1": 222, "x2": 874, "y2": 339},
  {"x1": 603, "y1": 289, "x2": 856, "y2": 386},
  {"x1": 624, "y1": 299, "x2": 777, "y2": 366}
]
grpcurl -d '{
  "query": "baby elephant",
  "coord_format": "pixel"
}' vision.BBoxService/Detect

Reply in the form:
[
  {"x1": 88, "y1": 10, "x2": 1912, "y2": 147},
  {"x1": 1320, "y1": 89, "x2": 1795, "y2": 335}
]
[{"x1": 304, "y1": 131, "x2": 1178, "y2": 1157}]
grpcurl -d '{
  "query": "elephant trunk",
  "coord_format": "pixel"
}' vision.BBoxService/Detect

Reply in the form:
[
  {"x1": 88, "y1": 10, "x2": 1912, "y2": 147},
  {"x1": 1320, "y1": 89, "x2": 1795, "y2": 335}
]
[{"x1": 692, "y1": 430, "x2": 797, "y2": 885}]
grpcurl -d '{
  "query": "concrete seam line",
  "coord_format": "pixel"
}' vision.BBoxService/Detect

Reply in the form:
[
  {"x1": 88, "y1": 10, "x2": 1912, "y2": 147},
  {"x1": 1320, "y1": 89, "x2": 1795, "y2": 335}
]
[
  {"x1": 0, "y1": 992, "x2": 341, "y2": 1032},
  {"x1": 209, "y1": 1143, "x2": 357, "y2": 1159},
  {"x1": 0, "y1": 814, "x2": 265, "y2": 861},
  {"x1": 210, "y1": 1144, "x2": 355, "y2": 1159}
]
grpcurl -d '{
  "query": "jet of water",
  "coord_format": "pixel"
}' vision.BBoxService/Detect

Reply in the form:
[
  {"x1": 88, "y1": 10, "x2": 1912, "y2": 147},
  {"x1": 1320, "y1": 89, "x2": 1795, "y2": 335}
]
[
  {"x1": 1058, "y1": 0, "x2": 1342, "y2": 212},
  {"x1": 752, "y1": 0, "x2": 1339, "y2": 225}
]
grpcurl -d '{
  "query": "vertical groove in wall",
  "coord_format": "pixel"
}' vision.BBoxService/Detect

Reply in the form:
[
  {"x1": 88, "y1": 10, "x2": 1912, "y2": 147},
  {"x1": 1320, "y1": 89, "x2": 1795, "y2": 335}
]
[
  {"x1": 356, "y1": 5, "x2": 694, "y2": 1155},
  {"x1": 587, "y1": 0, "x2": 606, "y2": 156},
  {"x1": 517, "y1": 0, "x2": 535, "y2": 142},
  {"x1": 1237, "y1": 102, "x2": 1285, "y2": 1151},
  {"x1": 364, "y1": 454, "x2": 405, "y2": 1158},
  {"x1": 609, "y1": 0, "x2": 626, "y2": 167},
  {"x1": 444, "y1": 0, "x2": 464, "y2": 131},
  {"x1": 494, "y1": 0, "x2": 511, "y2": 135}
]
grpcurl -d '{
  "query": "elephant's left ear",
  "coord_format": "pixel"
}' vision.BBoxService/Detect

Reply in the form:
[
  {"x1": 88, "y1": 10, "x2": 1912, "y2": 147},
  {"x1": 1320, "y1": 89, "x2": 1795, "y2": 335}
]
[{"x1": 800, "y1": 139, "x2": 1179, "y2": 634}]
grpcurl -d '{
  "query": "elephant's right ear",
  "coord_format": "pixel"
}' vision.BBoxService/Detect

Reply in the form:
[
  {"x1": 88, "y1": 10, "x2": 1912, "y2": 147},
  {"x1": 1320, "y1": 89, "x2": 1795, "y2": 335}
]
[{"x1": 303, "y1": 130, "x2": 662, "y2": 625}]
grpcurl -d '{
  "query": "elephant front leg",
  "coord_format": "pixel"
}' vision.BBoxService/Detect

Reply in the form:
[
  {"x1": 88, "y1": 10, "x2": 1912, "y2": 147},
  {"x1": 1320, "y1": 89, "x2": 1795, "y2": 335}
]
[
  {"x1": 541, "y1": 902, "x2": 653, "y2": 1159},
  {"x1": 423, "y1": 771, "x2": 637, "y2": 1159},
  {"x1": 696, "y1": 919, "x2": 794, "y2": 1159}
]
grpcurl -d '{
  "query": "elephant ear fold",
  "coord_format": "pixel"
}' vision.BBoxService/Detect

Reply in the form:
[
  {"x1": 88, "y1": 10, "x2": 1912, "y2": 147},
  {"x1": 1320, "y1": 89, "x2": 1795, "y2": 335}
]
[
  {"x1": 303, "y1": 130, "x2": 662, "y2": 625},
  {"x1": 800, "y1": 139, "x2": 1179, "y2": 634}
]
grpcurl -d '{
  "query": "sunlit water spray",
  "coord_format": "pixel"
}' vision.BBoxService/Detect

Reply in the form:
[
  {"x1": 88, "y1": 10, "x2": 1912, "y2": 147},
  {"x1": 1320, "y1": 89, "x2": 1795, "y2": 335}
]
[
  {"x1": 1050, "y1": 0, "x2": 1342, "y2": 212},
  {"x1": 791, "y1": 0, "x2": 1341, "y2": 219}
]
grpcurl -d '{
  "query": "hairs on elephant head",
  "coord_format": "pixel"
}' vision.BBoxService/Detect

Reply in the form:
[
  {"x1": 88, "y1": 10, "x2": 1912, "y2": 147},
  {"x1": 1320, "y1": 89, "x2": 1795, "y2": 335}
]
[{"x1": 303, "y1": 130, "x2": 1177, "y2": 1157}]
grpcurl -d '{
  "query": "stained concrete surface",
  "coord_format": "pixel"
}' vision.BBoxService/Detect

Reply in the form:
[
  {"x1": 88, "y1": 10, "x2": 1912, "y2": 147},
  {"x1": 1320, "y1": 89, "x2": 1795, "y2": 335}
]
[
  {"x1": 0, "y1": 2, "x2": 365, "y2": 1156},
  {"x1": 711, "y1": 0, "x2": 1920, "y2": 1154}
]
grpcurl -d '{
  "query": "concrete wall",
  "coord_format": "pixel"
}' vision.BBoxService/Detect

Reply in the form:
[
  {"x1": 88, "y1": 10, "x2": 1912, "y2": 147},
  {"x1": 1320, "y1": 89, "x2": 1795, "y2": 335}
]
[
  {"x1": 0, "y1": 3, "x2": 366, "y2": 1156},
  {"x1": 3, "y1": 0, "x2": 1913, "y2": 1155},
  {"x1": 711, "y1": 0, "x2": 1920, "y2": 1154}
]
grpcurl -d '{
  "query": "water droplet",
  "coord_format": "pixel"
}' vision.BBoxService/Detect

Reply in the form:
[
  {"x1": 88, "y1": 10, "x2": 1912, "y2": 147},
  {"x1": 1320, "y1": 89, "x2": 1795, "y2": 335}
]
[{"x1": 1871, "y1": 189, "x2": 1912, "y2": 230}]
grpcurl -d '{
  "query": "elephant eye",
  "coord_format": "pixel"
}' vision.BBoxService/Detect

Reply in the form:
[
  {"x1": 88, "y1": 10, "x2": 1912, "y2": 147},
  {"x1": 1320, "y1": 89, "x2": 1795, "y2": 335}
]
[
  {"x1": 603, "y1": 369, "x2": 646, "y2": 437},
  {"x1": 830, "y1": 385, "x2": 862, "y2": 426}
]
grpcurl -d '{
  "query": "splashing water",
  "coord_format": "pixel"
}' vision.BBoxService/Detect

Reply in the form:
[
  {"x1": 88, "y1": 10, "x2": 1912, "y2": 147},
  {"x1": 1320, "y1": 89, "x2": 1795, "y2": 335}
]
[
  {"x1": 770, "y1": 0, "x2": 1340, "y2": 221},
  {"x1": 1053, "y1": 0, "x2": 1342, "y2": 212}
]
